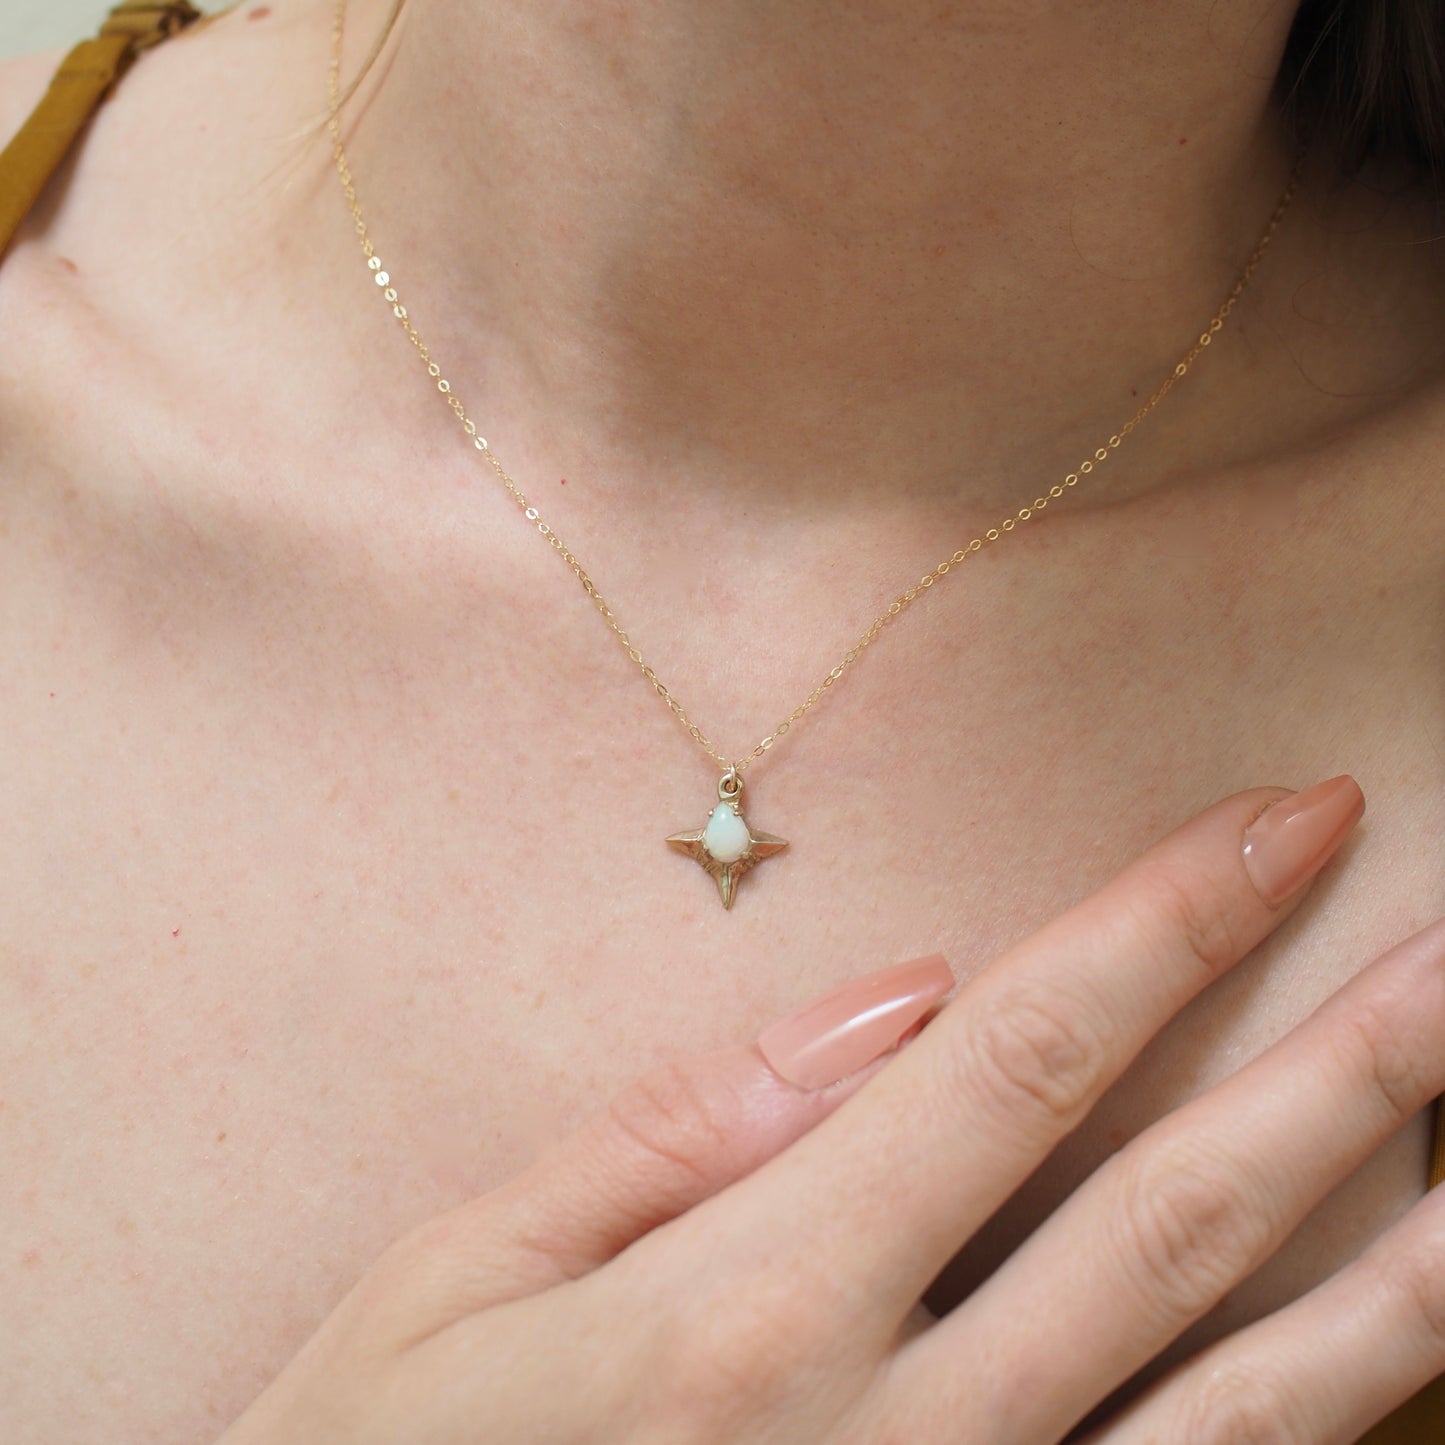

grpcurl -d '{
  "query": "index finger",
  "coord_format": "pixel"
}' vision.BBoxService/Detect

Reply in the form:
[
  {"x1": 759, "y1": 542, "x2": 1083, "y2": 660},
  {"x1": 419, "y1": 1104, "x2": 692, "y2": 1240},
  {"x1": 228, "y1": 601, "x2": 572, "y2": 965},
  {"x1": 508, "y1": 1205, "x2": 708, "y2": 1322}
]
[{"x1": 722, "y1": 775, "x2": 1365, "y2": 1329}]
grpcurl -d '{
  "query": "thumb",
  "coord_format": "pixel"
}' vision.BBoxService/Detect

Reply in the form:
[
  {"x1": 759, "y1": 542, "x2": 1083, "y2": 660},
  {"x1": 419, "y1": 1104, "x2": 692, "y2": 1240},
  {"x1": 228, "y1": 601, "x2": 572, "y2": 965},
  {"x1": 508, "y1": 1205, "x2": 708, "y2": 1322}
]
[{"x1": 390, "y1": 953, "x2": 954, "y2": 1320}]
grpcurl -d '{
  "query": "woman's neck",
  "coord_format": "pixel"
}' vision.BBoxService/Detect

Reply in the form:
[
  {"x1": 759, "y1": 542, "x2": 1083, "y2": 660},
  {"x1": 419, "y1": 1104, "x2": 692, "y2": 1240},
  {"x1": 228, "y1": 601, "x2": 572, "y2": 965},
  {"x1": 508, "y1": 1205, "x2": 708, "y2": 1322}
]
[{"x1": 333, "y1": 0, "x2": 1310, "y2": 511}]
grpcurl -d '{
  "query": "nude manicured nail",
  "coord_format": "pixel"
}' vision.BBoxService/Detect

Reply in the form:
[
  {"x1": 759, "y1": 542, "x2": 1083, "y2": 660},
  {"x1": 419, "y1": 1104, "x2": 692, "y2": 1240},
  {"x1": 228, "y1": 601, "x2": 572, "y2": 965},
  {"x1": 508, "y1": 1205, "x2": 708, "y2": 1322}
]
[
  {"x1": 757, "y1": 954, "x2": 955, "y2": 1090},
  {"x1": 1241, "y1": 774, "x2": 1365, "y2": 907}
]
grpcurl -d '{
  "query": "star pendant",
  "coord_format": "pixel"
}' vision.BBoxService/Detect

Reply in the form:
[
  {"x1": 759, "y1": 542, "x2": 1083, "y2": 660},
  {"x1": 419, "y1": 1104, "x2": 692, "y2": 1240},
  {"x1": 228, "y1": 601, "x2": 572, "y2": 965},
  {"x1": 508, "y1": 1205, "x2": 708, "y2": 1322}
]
[{"x1": 667, "y1": 771, "x2": 788, "y2": 910}]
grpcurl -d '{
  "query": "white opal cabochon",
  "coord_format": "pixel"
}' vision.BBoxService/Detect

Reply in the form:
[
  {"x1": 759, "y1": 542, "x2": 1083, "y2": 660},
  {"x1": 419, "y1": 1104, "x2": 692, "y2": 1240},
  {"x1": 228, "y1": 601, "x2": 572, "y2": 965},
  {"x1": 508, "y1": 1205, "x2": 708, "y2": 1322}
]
[{"x1": 702, "y1": 803, "x2": 752, "y2": 864}]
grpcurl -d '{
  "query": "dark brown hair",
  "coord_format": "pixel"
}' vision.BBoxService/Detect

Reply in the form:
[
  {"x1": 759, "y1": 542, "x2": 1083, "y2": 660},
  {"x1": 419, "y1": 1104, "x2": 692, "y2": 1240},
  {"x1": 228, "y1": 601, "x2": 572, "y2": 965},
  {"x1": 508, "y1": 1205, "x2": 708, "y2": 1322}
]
[{"x1": 1279, "y1": 0, "x2": 1445, "y2": 180}]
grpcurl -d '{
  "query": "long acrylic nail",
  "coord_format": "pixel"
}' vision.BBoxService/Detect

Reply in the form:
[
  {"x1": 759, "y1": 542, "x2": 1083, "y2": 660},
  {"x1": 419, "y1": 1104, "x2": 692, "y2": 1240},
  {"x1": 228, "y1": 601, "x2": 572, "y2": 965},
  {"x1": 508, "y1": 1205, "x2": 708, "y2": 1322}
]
[
  {"x1": 757, "y1": 954, "x2": 955, "y2": 1090},
  {"x1": 1241, "y1": 774, "x2": 1365, "y2": 907}
]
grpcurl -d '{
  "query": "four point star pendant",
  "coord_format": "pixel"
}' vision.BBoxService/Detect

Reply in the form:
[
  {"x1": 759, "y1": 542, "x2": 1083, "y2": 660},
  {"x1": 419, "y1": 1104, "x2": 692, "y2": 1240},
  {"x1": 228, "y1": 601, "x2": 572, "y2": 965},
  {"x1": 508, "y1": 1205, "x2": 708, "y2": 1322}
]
[{"x1": 667, "y1": 770, "x2": 788, "y2": 910}]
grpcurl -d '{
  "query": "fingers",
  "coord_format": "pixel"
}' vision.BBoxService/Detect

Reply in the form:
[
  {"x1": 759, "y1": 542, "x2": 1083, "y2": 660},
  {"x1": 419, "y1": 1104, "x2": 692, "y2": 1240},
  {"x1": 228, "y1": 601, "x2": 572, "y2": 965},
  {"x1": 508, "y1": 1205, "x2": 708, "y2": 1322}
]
[
  {"x1": 886, "y1": 914, "x2": 1445, "y2": 1444},
  {"x1": 715, "y1": 776, "x2": 1364, "y2": 1328},
  {"x1": 1086, "y1": 1161, "x2": 1445, "y2": 1445},
  {"x1": 361, "y1": 956, "x2": 953, "y2": 1338}
]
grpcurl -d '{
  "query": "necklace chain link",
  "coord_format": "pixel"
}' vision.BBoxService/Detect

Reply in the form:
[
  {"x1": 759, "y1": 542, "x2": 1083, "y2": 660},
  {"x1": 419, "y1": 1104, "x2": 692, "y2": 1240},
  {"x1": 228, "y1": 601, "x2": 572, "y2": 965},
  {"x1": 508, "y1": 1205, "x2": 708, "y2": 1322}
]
[{"x1": 326, "y1": 0, "x2": 1298, "y2": 778}]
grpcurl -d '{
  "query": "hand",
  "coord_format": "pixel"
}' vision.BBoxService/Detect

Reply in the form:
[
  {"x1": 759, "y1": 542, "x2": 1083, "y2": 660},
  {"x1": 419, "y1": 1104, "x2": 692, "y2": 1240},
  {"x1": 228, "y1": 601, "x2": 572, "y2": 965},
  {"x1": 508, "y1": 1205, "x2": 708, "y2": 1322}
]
[{"x1": 218, "y1": 774, "x2": 1445, "y2": 1444}]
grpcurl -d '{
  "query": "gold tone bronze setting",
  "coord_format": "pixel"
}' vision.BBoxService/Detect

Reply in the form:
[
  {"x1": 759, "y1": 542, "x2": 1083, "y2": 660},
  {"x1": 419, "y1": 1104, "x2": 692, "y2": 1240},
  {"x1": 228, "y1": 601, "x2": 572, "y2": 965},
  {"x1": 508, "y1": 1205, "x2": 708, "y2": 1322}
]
[{"x1": 666, "y1": 771, "x2": 789, "y2": 911}]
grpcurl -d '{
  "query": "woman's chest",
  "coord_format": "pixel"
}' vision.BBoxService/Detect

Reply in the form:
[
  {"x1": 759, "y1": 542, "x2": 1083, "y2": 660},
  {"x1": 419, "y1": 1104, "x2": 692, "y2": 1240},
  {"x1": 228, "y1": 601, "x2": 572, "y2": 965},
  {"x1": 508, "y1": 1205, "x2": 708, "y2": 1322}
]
[{"x1": 1, "y1": 442, "x2": 1440, "y2": 1440}]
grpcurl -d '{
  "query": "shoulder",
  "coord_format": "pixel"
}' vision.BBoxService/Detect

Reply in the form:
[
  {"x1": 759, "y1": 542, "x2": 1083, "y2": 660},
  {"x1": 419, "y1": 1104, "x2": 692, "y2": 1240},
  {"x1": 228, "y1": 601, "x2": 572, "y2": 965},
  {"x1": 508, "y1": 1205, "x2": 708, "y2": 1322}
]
[
  {"x1": 0, "y1": 2, "x2": 340, "y2": 514},
  {"x1": 0, "y1": 1, "x2": 336, "y2": 375},
  {"x1": 0, "y1": 2, "x2": 330, "y2": 271}
]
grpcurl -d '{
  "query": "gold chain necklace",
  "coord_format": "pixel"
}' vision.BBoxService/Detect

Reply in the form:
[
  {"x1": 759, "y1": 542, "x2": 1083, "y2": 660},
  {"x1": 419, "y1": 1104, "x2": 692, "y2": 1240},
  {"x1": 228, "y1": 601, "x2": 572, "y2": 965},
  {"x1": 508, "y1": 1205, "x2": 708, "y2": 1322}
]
[{"x1": 327, "y1": 0, "x2": 1297, "y2": 910}]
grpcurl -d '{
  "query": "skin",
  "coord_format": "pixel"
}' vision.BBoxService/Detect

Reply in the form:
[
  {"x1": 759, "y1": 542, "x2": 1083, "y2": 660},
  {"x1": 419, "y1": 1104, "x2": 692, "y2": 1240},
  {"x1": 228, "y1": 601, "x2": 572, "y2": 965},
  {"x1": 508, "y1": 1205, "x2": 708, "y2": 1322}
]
[{"x1": 0, "y1": 0, "x2": 1441, "y2": 1437}]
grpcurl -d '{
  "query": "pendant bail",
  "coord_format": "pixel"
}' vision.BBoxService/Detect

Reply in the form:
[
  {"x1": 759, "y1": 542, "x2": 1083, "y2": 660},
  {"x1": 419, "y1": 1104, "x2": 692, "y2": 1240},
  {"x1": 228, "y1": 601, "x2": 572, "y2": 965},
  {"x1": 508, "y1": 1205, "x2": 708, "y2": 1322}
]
[{"x1": 719, "y1": 766, "x2": 743, "y2": 803}]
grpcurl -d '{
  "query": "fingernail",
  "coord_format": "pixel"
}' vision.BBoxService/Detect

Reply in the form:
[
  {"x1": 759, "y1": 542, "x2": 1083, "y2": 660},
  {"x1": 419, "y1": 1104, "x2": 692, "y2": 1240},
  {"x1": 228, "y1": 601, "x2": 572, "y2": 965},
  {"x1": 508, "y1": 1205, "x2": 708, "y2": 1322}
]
[
  {"x1": 1241, "y1": 774, "x2": 1365, "y2": 907},
  {"x1": 757, "y1": 954, "x2": 955, "y2": 1090}
]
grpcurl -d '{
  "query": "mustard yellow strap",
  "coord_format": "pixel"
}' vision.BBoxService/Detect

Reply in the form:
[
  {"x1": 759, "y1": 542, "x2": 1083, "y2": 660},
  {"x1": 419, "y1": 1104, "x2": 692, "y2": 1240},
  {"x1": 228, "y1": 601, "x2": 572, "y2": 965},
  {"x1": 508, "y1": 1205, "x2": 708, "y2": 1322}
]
[
  {"x1": 1432, "y1": 1097, "x2": 1445, "y2": 1190},
  {"x1": 0, "y1": 1, "x2": 201, "y2": 258}
]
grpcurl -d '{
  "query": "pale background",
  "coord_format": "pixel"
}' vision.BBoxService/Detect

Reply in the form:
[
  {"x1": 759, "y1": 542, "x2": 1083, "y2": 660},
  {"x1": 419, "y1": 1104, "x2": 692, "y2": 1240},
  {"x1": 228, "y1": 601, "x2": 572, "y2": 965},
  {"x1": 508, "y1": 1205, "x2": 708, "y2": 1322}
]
[{"x1": 1, "y1": 1, "x2": 224, "y2": 60}]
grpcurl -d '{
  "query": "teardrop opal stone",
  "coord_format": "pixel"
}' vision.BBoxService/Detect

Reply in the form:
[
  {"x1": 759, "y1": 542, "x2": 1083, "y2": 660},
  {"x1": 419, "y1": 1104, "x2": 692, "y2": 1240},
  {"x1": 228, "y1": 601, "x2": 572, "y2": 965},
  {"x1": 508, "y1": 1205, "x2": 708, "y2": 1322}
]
[{"x1": 701, "y1": 803, "x2": 752, "y2": 864}]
